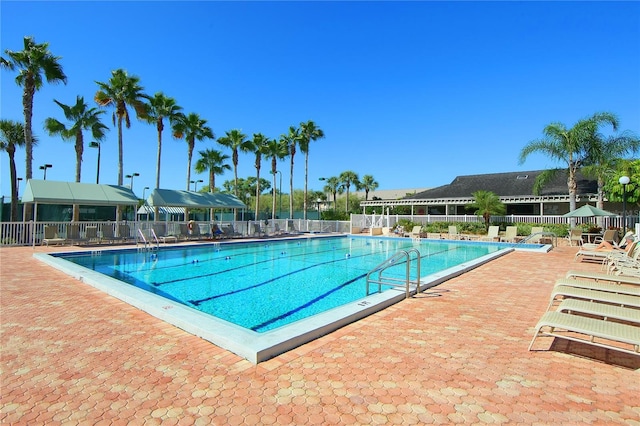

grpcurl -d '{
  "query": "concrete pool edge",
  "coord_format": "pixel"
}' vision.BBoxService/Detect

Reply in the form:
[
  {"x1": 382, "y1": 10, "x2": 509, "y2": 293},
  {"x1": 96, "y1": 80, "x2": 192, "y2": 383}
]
[{"x1": 33, "y1": 245, "x2": 514, "y2": 364}]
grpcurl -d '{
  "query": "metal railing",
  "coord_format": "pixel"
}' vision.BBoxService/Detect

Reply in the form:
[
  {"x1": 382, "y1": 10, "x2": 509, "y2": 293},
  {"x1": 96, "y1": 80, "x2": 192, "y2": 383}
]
[{"x1": 366, "y1": 249, "x2": 421, "y2": 299}]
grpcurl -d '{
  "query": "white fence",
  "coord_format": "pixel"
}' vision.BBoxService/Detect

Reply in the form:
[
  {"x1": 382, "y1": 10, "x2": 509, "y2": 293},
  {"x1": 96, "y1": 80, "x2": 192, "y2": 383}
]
[
  {"x1": 351, "y1": 213, "x2": 639, "y2": 230},
  {"x1": 0, "y1": 219, "x2": 351, "y2": 247}
]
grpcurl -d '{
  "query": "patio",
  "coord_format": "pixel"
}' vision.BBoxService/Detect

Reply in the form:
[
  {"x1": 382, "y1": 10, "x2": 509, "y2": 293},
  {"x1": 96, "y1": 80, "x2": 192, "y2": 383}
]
[{"x1": 1, "y1": 243, "x2": 638, "y2": 424}]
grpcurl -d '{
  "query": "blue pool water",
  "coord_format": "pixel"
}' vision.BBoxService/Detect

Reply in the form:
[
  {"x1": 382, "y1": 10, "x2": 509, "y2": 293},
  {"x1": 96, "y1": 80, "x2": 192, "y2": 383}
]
[{"x1": 55, "y1": 236, "x2": 505, "y2": 333}]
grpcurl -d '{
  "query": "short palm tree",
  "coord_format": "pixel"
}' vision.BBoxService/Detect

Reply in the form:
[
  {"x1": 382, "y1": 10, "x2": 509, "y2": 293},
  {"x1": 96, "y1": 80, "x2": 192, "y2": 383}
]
[
  {"x1": 263, "y1": 138, "x2": 288, "y2": 219},
  {"x1": 339, "y1": 171, "x2": 360, "y2": 212},
  {"x1": 466, "y1": 190, "x2": 506, "y2": 231},
  {"x1": 44, "y1": 96, "x2": 109, "y2": 220},
  {"x1": 299, "y1": 120, "x2": 325, "y2": 219},
  {"x1": 144, "y1": 92, "x2": 183, "y2": 189},
  {"x1": 173, "y1": 112, "x2": 215, "y2": 190},
  {"x1": 519, "y1": 112, "x2": 619, "y2": 215},
  {"x1": 322, "y1": 176, "x2": 342, "y2": 209},
  {"x1": 250, "y1": 133, "x2": 271, "y2": 220},
  {"x1": 581, "y1": 130, "x2": 640, "y2": 209},
  {"x1": 195, "y1": 148, "x2": 231, "y2": 219},
  {"x1": 281, "y1": 126, "x2": 302, "y2": 219},
  {"x1": 360, "y1": 174, "x2": 379, "y2": 200},
  {"x1": 1, "y1": 36, "x2": 67, "y2": 184},
  {"x1": 0, "y1": 120, "x2": 27, "y2": 221},
  {"x1": 95, "y1": 69, "x2": 148, "y2": 188},
  {"x1": 217, "y1": 129, "x2": 252, "y2": 198}
]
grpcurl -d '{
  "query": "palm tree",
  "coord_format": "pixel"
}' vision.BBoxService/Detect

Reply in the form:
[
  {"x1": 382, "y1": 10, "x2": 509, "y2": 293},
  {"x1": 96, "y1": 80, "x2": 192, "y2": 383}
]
[
  {"x1": 339, "y1": 171, "x2": 360, "y2": 212},
  {"x1": 173, "y1": 112, "x2": 215, "y2": 190},
  {"x1": 581, "y1": 130, "x2": 640, "y2": 209},
  {"x1": 94, "y1": 69, "x2": 148, "y2": 187},
  {"x1": 144, "y1": 92, "x2": 183, "y2": 189},
  {"x1": 263, "y1": 138, "x2": 289, "y2": 220},
  {"x1": 217, "y1": 129, "x2": 253, "y2": 198},
  {"x1": 250, "y1": 133, "x2": 271, "y2": 220},
  {"x1": 322, "y1": 176, "x2": 342, "y2": 209},
  {"x1": 195, "y1": 148, "x2": 231, "y2": 220},
  {"x1": 519, "y1": 112, "x2": 619, "y2": 216},
  {"x1": 360, "y1": 174, "x2": 379, "y2": 200},
  {"x1": 44, "y1": 96, "x2": 108, "y2": 183},
  {"x1": 299, "y1": 120, "x2": 325, "y2": 219},
  {"x1": 44, "y1": 96, "x2": 109, "y2": 220},
  {"x1": 466, "y1": 190, "x2": 506, "y2": 231},
  {"x1": 2, "y1": 36, "x2": 67, "y2": 220},
  {"x1": 0, "y1": 120, "x2": 27, "y2": 221},
  {"x1": 281, "y1": 126, "x2": 301, "y2": 219}
]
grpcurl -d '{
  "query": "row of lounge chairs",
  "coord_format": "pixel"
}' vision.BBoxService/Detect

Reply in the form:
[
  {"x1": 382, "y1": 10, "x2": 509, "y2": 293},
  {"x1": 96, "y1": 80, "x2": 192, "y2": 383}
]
[
  {"x1": 529, "y1": 255, "x2": 640, "y2": 357},
  {"x1": 395, "y1": 225, "x2": 550, "y2": 244},
  {"x1": 42, "y1": 224, "x2": 131, "y2": 246}
]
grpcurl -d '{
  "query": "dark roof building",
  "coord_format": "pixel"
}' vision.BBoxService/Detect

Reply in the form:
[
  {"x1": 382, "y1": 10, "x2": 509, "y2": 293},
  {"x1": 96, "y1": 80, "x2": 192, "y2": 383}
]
[{"x1": 361, "y1": 170, "x2": 604, "y2": 216}]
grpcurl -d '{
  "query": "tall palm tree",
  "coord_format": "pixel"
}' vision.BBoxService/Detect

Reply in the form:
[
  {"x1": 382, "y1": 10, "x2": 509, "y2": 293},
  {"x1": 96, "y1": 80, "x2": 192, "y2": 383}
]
[
  {"x1": 466, "y1": 190, "x2": 506, "y2": 231},
  {"x1": 519, "y1": 112, "x2": 619, "y2": 215},
  {"x1": 322, "y1": 176, "x2": 342, "y2": 209},
  {"x1": 280, "y1": 126, "x2": 301, "y2": 219},
  {"x1": 2, "y1": 36, "x2": 67, "y2": 220},
  {"x1": 360, "y1": 174, "x2": 379, "y2": 200},
  {"x1": 217, "y1": 129, "x2": 252, "y2": 198},
  {"x1": 299, "y1": 120, "x2": 325, "y2": 219},
  {"x1": 250, "y1": 133, "x2": 271, "y2": 220},
  {"x1": 173, "y1": 112, "x2": 215, "y2": 190},
  {"x1": 195, "y1": 148, "x2": 231, "y2": 220},
  {"x1": 44, "y1": 96, "x2": 109, "y2": 220},
  {"x1": 94, "y1": 69, "x2": 148, "y2": 187},
  {"x1": 0, "y1": 120, "x2": 27, "y2": 221},
  {"x1": 581, "y1": 130, "x2": 640, "y2": 209},
  {"x1": 144, "y1": 92, "x2": 183, "y2": 189},
  {"x1": 339, "y1": 170, "x2": 360, "y2": 212},
  {"x1": 263, "y1": 138, "x2": 289, "y2": 219},
  {"x1": 44, "y1": 96, "x2": 108, "y2": 183}
]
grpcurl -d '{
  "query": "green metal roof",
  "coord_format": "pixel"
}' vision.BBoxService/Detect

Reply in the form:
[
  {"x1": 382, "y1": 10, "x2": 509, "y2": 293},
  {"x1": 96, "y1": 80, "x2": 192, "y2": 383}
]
[
  {"x1": 22, "y1": 180, "x2": 140, "y2": 206},
  {"x1": 147, "y1": 189, "x2": 246, "y2": 209}
]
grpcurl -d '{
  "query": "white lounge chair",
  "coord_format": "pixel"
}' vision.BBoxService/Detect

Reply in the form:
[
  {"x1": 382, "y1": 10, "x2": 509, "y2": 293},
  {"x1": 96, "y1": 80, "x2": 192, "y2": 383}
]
[
  {"x1": 480, "y1": 226, "x2": 500, "y2": 241},
  {"x1": 567, "y1": 228, "x2": 583, "y2": 246},
  {"x1": 554, "y1": 278, "x2": 640, "y2": 297},
  {"x1": 42, "y1": 225, "x2": 66, "y2": 246},
  {"x1": 556, "y1": 299, "x2": 640, "y2": 324},
  {"x1": 500, "y1": 226, "x2": 518, "y2": 243},
  {"x1": 548, "y1": 285, "x2": 640, "y2": 309},
  {"x1": 565, "y1": 270, "x2": 640, "y2": 286},
  {"x1": 528, "y1": 311, "x2": 640, "y2": 356}
]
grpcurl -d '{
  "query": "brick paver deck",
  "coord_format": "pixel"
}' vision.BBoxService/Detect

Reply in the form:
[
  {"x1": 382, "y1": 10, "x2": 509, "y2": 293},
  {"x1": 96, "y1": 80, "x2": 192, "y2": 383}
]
[{"x1": 1, "y1": 243, "x2": 638, "y2": 425}]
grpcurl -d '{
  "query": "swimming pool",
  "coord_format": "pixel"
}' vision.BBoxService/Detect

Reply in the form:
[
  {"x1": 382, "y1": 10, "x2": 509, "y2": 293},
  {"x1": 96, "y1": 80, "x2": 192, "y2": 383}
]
[{"x1": 35, "y1": 235, "x2": 521, "y2": 362}]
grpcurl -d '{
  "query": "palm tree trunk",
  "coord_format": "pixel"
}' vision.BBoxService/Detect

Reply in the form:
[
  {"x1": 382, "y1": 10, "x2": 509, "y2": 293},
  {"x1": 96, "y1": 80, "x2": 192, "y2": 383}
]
[
  {"x1": 73, "y1": 132, "x2": 83, "y2": 221},
  {"x1": 8, "y1": 149, "x2": 18, "y2": 222},
  {"x1": 303, "y1": 153, "x2": 309, "y2": 220},
  {"x1": 155, "y1": 126, "x2": 162, "y2": 221},
  {"x1": 22, "y1": 79, "x2": 35, "y2": 221},
  {"x1": 255, "y1": 164, "x2": 261, "y2": 221},
  {"x1": 289, "y1": 156, "x2": 294, "y2": 219},
  {"x1": 116, "y1": 117, "x2": 124, "y2": 221},
  {"x1": 271, "y1": 159, "x2": 277, "y2": 220}
]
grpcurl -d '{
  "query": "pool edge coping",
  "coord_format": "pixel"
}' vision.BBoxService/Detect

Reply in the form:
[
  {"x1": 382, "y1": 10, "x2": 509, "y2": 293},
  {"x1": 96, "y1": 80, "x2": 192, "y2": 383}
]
[{"x1": 33, "y1": 240, "x2": 515, "y2": 364}]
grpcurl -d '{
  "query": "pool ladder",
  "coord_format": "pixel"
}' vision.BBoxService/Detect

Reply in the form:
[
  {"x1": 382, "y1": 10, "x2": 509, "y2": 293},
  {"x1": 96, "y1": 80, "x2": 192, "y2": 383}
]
[
  {"x1": 137, "y1": 228, "x2": 160, "y2": 252},
  {"x1": 366, "y1": 249, "x2": 421, "y2": 299}
]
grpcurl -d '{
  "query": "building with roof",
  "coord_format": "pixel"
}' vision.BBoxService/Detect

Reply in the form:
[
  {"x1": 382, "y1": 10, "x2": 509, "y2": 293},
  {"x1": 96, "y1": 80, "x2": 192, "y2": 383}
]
[{"x1": 359, "y1": 170, "x2": 619, "y2": 216}]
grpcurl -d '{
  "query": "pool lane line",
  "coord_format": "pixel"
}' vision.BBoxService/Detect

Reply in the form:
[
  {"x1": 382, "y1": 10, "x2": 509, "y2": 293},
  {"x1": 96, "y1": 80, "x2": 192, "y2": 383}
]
[
  {"x1": 187, "y1": 246, "x2": 457, "y2": 307},
  {"x1": 143, "y1": 239, "x2": 425, "y2": 287}
]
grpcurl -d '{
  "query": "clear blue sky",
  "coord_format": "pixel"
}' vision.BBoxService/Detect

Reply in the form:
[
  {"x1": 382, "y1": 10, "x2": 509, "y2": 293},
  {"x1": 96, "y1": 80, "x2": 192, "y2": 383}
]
[{"x1": 2, "y1": 1, "x2": 639, "y2": 200}]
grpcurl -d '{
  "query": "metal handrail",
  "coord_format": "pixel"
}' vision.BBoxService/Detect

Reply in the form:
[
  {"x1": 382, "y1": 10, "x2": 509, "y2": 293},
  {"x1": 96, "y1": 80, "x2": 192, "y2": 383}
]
[{"x1": 366, "y1": 248, "x2": 421, "y2": 299}]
